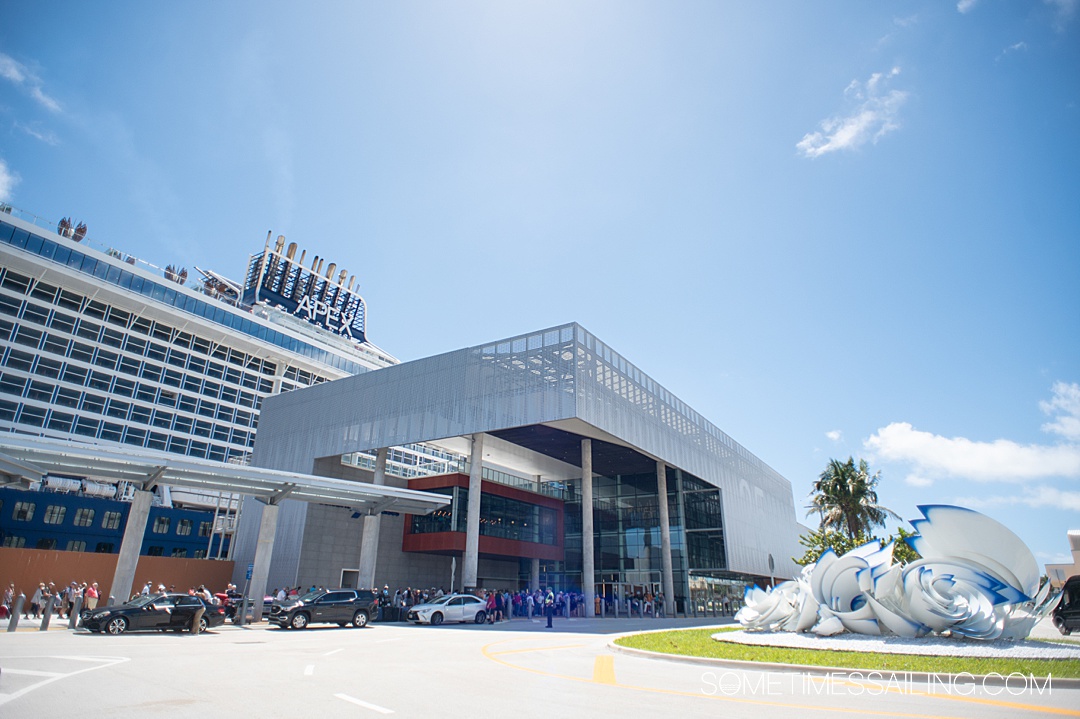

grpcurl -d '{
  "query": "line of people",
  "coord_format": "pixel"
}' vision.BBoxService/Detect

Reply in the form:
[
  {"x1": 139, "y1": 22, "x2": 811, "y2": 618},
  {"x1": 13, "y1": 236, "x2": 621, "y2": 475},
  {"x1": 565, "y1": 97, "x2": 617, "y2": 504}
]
[{"x1": 3, "y1": 580, "x2": 101, "y2": 620}]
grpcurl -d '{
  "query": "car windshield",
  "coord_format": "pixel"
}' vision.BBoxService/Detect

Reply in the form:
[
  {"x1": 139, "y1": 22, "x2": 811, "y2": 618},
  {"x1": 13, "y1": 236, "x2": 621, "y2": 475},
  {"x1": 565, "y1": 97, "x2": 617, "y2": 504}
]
[
  {"x1": 426, "y1": 596, "x2": 452, "y2": 606},
  {"x1": 295, "y1": 590, "x2": 323, "y2": 603},
  {"x1": 124, "y1": 595, "x2": 159, "y2": 608}
]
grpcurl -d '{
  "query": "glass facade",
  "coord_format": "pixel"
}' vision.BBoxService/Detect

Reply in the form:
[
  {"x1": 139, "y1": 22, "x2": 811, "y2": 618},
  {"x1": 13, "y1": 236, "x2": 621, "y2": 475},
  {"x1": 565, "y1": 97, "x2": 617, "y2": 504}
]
[
  {"x1": 534, "y1": 467, "x2": 726, "y2": 607},
  {"x1": 408, "y1": 486, "x2": 558, "y2": 546}
]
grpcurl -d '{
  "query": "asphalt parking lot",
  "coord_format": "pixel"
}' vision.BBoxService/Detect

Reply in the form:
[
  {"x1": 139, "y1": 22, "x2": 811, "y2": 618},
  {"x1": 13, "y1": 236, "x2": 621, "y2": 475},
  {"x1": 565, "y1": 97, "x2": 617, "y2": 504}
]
[{"x1": 2, "y1": 615, "x2": 1077, "y2": 718}]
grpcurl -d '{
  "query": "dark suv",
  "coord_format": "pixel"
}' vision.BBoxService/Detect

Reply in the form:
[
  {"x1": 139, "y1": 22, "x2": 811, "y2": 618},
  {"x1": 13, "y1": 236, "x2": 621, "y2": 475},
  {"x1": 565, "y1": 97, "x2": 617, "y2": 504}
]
[
  {"x1": 1053, "y1": 576, "x2": 1080, "y2": 636},
  {"x1": 268, "y1": 588, "x2": 378, "y2": 630}
]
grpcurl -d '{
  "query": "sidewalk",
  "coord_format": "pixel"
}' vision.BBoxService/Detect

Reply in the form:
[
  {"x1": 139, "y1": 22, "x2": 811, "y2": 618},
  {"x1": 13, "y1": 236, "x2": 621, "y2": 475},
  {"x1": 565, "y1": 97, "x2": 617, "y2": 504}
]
[{"x1": 2, "y1": 612, "x2": 82, "y2": 632}]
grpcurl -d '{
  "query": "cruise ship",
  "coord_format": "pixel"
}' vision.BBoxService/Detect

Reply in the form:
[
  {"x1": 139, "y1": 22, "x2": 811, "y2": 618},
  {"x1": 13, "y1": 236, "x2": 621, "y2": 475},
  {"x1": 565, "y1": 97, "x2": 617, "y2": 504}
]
[{"x1": 0, "y1": 203, "x2": 400, "y2": 562}]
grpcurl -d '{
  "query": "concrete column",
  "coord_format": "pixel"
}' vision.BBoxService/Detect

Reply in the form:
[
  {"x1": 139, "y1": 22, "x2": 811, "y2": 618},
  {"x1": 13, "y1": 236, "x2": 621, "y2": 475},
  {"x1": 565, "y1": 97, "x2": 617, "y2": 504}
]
[
  {"x1": 656, "y1": 461, "x2": 676, "y2": 618},
  {"x1": 581, "y1": 438, "x2": 595, "y2": 617},
  {"x1": 530, "y1": 557, "x2": 540, "y2": 593},
  {"x1": 463, "y1": 433, "x2": 484, "y2": 591},
  {"x1": 110, "y1": 489, "x2": 152, "y2": 603},
  {"x1": 248, "y1": 501, "x2": 280, "y2": 622},
  {"x1": 356, "y1": 447, "x2": 389, "y2": 589}
]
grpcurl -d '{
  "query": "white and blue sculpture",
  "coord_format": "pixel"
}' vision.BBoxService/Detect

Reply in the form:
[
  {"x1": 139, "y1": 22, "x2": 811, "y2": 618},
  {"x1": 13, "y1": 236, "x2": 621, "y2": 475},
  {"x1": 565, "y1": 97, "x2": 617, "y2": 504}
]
[{"x1": 736, "y1": 505, "x2": 1059, "y2": 640}]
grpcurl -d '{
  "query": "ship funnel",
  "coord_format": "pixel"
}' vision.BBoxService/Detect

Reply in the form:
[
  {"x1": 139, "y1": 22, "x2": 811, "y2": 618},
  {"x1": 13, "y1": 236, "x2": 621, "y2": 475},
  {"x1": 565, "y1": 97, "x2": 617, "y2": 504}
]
[
  {"x1": 275, "y1": 235, "x2": 286, "y2": 254},
  {"x1": 338, "y1": 269, "x2": 347, "y2": 285},
  {"x1": 286, "y1": 242, "x2": 298, "y2": 260},
  {"x1": 325, "y1": 263, "x2": 336, "y2": 280}
]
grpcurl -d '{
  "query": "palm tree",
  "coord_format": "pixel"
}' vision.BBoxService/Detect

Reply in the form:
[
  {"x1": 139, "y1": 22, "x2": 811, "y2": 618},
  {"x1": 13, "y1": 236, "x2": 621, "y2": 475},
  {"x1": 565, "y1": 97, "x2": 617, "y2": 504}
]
[{"x1": 807, "y1": 457, "x2": 901, "y2": 540}]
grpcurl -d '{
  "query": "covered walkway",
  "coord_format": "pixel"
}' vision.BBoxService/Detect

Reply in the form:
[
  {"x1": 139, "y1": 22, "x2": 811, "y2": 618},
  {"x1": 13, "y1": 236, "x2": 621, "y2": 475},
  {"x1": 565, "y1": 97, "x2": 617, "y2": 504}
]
[{"x1": 0, "y1": 435, "x2": 450, "y2": 616}]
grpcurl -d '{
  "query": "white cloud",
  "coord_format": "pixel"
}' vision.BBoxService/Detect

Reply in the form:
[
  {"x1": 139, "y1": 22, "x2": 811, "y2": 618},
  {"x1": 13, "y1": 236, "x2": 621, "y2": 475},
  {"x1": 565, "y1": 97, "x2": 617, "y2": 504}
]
[
  {"x1": 0, "y1": 51, "x2": 61, "y2": 113},
  {"x1": 825, "y1": 430, "x2": 843, "y2": 442},
  {"x1": 796, "y1": 68, "x2": 909, "y2": 158},
  {"x1": 957, "y1": 0, "x2": 979, "y2": 13},
  {"x1": 1041, "y1": 381, "x2": 1080, "y2": 441},
  {"x1": 952, "y1": 486, "x2": 1080, "y2": 512},
  {"x1": 0, "y1": 54, "x2": 26, "y2": 83},
  {"x1": 866, "y1": 421, "x2": 1080, "y2": 481},
  {"x1": 997, "y1": 42, "x2": 1028, "y2": 62},
  {"x1": 0, "y1": 158, "x2": 19, "y2": 202},
  {"x1": 865, "y1": 384, "x2": 1080, "y2": 483},
  {"x1": 905, "y1": 474, "x2": 934, "y2": 488},
  {"x1": 1046, "y1": 0, "x2": 1078, "y2": 29},
  {"x1": 15, "y1": 121, "x2": 60, "y2": 146}
]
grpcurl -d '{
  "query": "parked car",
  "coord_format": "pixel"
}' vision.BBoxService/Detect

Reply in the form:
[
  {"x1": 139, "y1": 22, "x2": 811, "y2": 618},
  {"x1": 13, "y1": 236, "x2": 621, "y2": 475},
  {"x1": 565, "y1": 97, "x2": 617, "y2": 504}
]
[
  {"x1": 268, "y1": 588, "x2": 377, "y2": 629},
  {"x1": 407, "y1": 594, "x2": 487, "y2": 625},
  {"x1": 81, "y1": 593, "x2": 225, "y2": 635},
  {"x1": 1053, "y1": 575, "x2": 1080, "y2": 636}
]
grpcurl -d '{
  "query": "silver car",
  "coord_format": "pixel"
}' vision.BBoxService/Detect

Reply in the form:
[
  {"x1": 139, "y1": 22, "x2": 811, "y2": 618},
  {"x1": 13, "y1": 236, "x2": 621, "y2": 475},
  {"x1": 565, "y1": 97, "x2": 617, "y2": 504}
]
[{"x1": 406, "y1": 594, "x2": 487, "y2": 625}]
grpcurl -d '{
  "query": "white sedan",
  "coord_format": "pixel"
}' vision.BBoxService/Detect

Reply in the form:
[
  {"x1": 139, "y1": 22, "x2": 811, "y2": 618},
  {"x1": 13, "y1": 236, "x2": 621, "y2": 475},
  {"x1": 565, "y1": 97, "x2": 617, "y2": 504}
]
[{"x1": 406, "y1": 594, "x2": 487, "y2": 625}]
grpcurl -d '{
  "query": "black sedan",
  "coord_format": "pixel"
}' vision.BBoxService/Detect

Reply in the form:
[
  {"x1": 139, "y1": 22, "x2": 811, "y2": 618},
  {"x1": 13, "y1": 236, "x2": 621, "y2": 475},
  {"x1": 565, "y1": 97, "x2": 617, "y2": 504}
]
[{"x1": 81, "y1": 593, "x2": 226, "y2": 634}]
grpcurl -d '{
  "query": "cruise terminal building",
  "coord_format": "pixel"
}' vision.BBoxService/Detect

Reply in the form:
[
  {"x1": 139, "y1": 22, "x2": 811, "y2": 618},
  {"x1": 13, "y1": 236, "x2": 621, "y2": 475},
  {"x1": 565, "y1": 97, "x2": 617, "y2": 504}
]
[{"x1": 238, "y1": 322, "x2": 802, "y2": 616}]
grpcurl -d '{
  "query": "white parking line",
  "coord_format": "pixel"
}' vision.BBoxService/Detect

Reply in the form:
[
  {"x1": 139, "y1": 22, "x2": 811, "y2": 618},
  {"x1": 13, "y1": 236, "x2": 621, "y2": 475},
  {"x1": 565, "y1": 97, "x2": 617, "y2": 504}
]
[
  {"x1": 334, "y1": 693, "x2": 394, "y2": 714},
  {"x1": 0, "y1": 656, "x2": 129, "y2": 707},
  {"x1": 323, "y1": 647, "x2": 343, "y2": 656},
  {"x1": 0, "y1": 669, "x2": 63, "y2": 678}
]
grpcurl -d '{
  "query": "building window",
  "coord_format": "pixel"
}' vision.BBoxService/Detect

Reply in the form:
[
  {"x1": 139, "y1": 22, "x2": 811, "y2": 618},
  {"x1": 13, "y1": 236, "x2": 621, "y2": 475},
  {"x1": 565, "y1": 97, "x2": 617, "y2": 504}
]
[
  {"x1": 36, "y1": 538, "x2": 57, "y2": 550},
  {"x1": 194, "y1": 549, "x2": 207, "y2": 559},
  {"x1": 176, "y1": 519, "x2": 192, "y2": 536},
  {"x1": 95, "y1": 542, "x2": 115, "y2": 553},
  {"x1": 43, "y1": 505, "x2": 67, "y2": 525},
  {"x1": 12, "y1": 501, "x2": 36, "y2": 521},
  {"x1": 17, "y1": 405, "x2": 47, "y2": 427},
  {"x1": 3, "y1": 536, "x2": 26, "y2": 548},
  {"x1": 101, "y1": 510, "x2": 122, "y2": 530},
  {"x1": 66, "y1": 540, "x2": 87, "y2": 552},
  {"x1": 198, "y1": 521, "x2": 212, "y2": 538},
  {"x1": 46, "y1": 411, "x2": 75, "y2": 433},
  {"x1": 73, "y1": 507, "x2": 95, "y2": 527},
  {"x1": 170, "y1": 548, "x2": 187, "y2": 558},
  {"x1": 146, "y1": 546, "x2": 163, "y2": 556},
  {"x1": 152, "y1": 516, "x2": 170, "y2": 534}
]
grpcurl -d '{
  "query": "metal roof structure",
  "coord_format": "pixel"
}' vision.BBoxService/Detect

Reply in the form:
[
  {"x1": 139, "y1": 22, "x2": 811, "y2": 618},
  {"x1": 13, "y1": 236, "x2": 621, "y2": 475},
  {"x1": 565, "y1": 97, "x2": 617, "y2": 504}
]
[{"x1": 0, "y1": 435, "x2": 449, "y2": 515}]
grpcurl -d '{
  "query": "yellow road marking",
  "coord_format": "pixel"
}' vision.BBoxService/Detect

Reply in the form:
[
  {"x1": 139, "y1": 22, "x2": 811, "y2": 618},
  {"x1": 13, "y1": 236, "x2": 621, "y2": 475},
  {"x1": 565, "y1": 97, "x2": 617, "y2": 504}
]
[{"x1": 592, "y1": 655, "x2": 616, "y2": 684}]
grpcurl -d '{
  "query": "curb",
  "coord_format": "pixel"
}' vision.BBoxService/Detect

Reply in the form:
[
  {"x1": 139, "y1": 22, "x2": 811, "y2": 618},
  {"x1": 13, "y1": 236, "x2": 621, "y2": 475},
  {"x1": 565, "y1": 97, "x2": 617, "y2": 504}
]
[{"x1": 607, "y1": 630, "x2": 1080, "y2": 690}]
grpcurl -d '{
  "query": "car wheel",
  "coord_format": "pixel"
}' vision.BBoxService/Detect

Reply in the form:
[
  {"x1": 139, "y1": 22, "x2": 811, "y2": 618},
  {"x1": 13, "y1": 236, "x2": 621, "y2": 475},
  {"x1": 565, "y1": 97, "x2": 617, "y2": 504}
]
[
  {"x1": 352, "y1": 610, "x2": 369, "y2": 628},
  {"x1": 291, "y1": 613, "x2": 309, "y2": 630},
  {"x1": 474, "y1": 611, "x2": 487, "y2": 624},
  {"x1": 198, "y1": 616, "x2": 209, "y2": 633},
  {"x1": 430, "y1": 612, "x2": 443, "y2": 626},
  {"x1": 105, "y1": 616, "x2": 128, "y2": 635}
]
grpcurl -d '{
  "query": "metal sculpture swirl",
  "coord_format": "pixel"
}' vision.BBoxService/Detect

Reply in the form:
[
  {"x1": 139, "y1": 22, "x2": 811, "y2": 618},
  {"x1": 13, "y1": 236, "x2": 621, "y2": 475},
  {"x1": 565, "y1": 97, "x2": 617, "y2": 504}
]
[{"x1": 737, "y1": 505, "x2": 1058, "y2": 640}]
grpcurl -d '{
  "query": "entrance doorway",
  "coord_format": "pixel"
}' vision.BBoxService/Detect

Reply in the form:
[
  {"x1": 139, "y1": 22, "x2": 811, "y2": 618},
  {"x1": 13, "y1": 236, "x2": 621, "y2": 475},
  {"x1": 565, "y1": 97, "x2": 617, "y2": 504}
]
[{"x1": 340, "y1": 569, "x2": 359, "y2": 589}]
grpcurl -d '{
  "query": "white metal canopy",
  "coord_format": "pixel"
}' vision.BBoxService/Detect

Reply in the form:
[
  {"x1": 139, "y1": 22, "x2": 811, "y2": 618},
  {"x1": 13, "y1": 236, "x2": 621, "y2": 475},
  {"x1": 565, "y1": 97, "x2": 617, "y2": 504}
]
[{"x1": 0, "y1": 435, "x2": 449, "y2": 515}]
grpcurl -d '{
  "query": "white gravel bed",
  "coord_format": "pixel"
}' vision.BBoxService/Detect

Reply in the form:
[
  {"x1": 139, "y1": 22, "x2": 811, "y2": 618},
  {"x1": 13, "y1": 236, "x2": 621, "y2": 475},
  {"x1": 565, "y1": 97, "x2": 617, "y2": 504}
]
[{"x1": 714, "y1": 629, "x2": 1080, "y2": 659}]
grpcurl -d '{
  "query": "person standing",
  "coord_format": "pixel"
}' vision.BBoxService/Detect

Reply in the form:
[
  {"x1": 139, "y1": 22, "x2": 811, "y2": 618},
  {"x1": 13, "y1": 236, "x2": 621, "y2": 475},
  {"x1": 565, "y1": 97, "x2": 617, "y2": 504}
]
[
  {"x1": 28, "y1": 583, "x2": 43, "y2": 619},
  {"x1": 85, "y1": 582, "x2": 100, "y2": 611},
  {"x1": 544, "y1": 587, "x2": 555, "y2": 628}
]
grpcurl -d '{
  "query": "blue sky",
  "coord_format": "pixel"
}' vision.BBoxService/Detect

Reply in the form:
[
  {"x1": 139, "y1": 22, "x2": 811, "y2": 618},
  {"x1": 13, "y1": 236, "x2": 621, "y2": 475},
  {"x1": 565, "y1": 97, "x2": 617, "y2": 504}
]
[{"x1": 1, "y1": 1, "x2": 1078, "y2": 571}]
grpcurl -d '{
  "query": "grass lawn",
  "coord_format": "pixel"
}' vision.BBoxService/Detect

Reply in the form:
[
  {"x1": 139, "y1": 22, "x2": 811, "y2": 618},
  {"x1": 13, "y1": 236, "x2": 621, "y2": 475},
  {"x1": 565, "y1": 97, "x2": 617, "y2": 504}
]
[{"x1": 613, "y1": 627, "x2": 1080, "y2": 678}]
